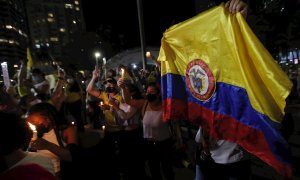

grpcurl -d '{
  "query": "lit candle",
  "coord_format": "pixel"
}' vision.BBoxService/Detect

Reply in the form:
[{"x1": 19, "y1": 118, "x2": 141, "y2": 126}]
[
  {"x1": 121, "y1": 68, "x2": 125, "y2": 78},
  {"x1": 103, "y1": 57, "x2": 107, "y2": 79},
  {"x1": 95, "y1": 52, "x2": 100, "y2": 68},
  {"x1": 103, "y1": 57, "x2": 106, "y2": 65},
  {"x1": 102, "y1": 125, "x2": 105, "y2": 131},
  {"x1": 71, "y1": 121, "x2": 75, "y2": 125},
  {"x1": 28, "y1": 122, "x2": 37, "y2": 141},
  {"x1": 100, "y1": 101, "x2": 103, "y2": 106},
  {"x1": 146, "y1": 51, "x2": 151, "y2": 59}
]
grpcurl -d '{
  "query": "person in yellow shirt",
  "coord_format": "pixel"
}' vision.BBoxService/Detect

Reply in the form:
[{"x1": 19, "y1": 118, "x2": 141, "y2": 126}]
[
  {"x1": 86, "y1": 67, "x2": 125, "y2": 179},
  {"x1": 64, "y1": 76, "x2": 85, "y2": 132}
]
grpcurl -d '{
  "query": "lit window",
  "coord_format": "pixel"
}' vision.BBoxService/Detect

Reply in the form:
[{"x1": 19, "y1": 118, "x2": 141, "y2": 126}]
[
  {"x1": 50, "y1": 37, "x2": 59, "y2": 42},
  {"x1": 72, "y1": 20, "x2": 76, "y2": 24},
  {"x1": 47, "y1": 18, "x2": 54, "y2": 22},
  {"x1": 74, "y1": 1, "x2": 79, "y2": 5},
  {"x1": 35, "y1": 44, "x2": 41, "y2": 48},
  {"x1": 48, "y1": 13, "x2": 54, "y2": 17},
  {"x1": 0, "y1": 39, "x2": 8, "y2": 43},
  {"x1": 59, "y1": 28, "x2": 66, "y2": 32},
  {"x1": 75, "y1": 7, "x2": 80, "y2": 11},
  {"x1": 65, "y1": 4, "x2": 73, "y2": 9},
  {"x1": 5, "y1": 25, "x2": 12, "y2": 29}
]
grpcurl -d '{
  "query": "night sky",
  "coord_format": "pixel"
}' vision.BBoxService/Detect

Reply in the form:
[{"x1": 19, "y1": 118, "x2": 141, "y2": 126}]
[
  {"x1": 81, "y1": 0, "x2": 300, "y2": 54},
  {"x1": 81, "y1": 0, "x2": 196, "y2": 48}
]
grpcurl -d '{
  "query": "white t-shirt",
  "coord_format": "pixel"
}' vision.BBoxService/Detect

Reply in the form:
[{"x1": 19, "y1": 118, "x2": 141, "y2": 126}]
[
  {"x1": 195, "y1": 127, "x2": 244, "y2": 164},
  {"x1": 10, "y1": 152, "x2": 55, "y2": 175},
  {"x1": 117, "y1": 103, "x2": 141, "y2": 129},
  {"x1": 143, "y1": 110, "x2": 172, "y2": 141}
]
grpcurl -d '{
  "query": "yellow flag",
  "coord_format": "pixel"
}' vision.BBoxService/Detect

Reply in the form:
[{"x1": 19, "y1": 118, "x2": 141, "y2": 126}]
[{"x1": 26, "y1": 48, "x2": 33, "y2": 79}]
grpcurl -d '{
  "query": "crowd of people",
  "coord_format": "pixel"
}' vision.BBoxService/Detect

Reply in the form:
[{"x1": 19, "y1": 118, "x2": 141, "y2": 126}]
[{"x1": 0, "y1": 0, "x2": 297, "y2": 180}]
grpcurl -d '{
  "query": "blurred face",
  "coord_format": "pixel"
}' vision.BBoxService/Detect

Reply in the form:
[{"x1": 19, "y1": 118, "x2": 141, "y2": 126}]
[
  {"x1": 105, "y1": 82, "x2": 116, "y2": 93},
  {"x1": 146, "y1": 86, "x2": 158, "y2": 95},
  {"x1": 146, "y1": 86, "x2": 160, "y2": 102},
  {"x1": 105, "y1": 82, "x2": 115, "y2": 88}
]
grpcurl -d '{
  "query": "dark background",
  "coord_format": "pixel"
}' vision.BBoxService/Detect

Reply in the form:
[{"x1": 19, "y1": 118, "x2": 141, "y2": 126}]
[
  {"x1": 80, "y1": 0, "x2": 300, "y2": 67},
  {"x1": 82, "y1": 0, "x2": 196, "y2": 49}
]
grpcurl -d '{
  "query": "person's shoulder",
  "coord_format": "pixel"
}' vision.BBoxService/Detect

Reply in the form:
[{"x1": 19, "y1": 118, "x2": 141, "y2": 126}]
[
  {"x1": 22, "y1": 152, "x2": 55, "y2": 174},
  {"x1": 98, "y1": 91, "x2": 106, "y2": 98},
  {"x1": 63, "y1": 125, "x2": 77, "y2": 134},
  {"x1": 25, "y1": 152, "x2": 53, "y2": 164},
  {"x1": 1, "y1": 163, "x2": 57, "y2": 180}
]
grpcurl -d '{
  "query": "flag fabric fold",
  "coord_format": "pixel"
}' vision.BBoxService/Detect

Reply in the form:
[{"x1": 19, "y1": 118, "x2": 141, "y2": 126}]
[{"x1": 158, "y1": 4, "x2": 293, "y2": 178}]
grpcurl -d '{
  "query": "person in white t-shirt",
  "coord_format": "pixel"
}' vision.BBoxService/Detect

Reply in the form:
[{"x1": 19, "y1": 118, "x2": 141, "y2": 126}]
[
  {"x1": 0, "y1": 112, "x2": 55, "y2": 175},
  {"x1": 194, "y1": 0, "x2": 250, "y2": 179},
  {"x1": 194, "y1": 127, "x2": 251, "y2": 180}
]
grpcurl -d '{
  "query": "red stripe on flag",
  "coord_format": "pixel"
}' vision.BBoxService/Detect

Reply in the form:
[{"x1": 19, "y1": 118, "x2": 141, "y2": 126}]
[{"x1": 163, "y1": 98, "x2": 292, "y2": 178}]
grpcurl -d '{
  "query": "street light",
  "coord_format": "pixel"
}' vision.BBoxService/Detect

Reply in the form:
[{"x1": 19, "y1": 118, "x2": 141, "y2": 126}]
[
  {"x1": 94, "y1": 52, "x2": 101, "y2": 68},
  {"x1": 146, "y1": 51, "x2": 153, "y2": 59}
]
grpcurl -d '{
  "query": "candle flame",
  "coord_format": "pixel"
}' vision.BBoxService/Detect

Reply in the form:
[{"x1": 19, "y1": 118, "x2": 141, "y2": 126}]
[
  {"x1": 100, "y1": 101, "x2": 103, "y2": 105},
  {"x1": 28, "y1": 122, "x2": 37, "y2": 132},
  {"x1": 121, "y1": 68, "x2": 125, "y2": 78}
]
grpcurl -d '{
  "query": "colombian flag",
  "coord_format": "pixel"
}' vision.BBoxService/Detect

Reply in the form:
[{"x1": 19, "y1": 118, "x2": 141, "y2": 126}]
[{"x1": 158, "y1": 4, "x2": 293, "y2": 178}]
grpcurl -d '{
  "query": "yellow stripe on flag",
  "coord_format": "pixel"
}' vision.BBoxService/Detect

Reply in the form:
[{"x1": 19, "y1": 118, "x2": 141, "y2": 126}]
[
  {"x1": 158, "y1": 4, "x2": 292, "y2": 123},
  {"x1": 26, "y1": 48, "x2": 33, "y2": 79}
]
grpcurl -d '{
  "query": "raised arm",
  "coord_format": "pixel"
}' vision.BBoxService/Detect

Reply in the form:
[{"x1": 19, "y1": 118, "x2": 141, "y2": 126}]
[
  {"x1": 31, "y1": 138, "x2": 72, "y2": 162},
  {"x1": 109, "y1": 99, "x2": 138, "y2": 121},
  {"x1": 86, "y1": 68, "x2": 101, "y2": 98},
  {"x1": 117, "y1": 78, "x2": 145, "y2": 109}
]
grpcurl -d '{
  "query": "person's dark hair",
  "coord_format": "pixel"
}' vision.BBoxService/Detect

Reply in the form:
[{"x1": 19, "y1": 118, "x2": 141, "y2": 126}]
[
  {"x1": 68, "y1": 80, "x2": 81, "y2": 92},
  {"x1": 31, "y1": 68, "x2": 42, "y2": 75},
  {"x1": 127, "y1": 84, "x2": 143, "y2": 99},
  {"x1": 108, "y1": 69, "x2": 116, "y2": 78},
  {"x1": 103, "y1": 77, "x2": 117, "y2": 85},
  {"x1": 0, "y1": 88, "x2": 22, "y2": 115},
  {"x1": 27, "y1": 102, "x2": 68, "y2": 130},
  {"x1": 146, "y1": 82, "x2": 161, "y2": 94},
  {"x1": 0, "y1": 112, "x2": 32, "y2": 155},
  {"x1": 0, "y1": 90, "x2": 12, "y2": 107}
]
